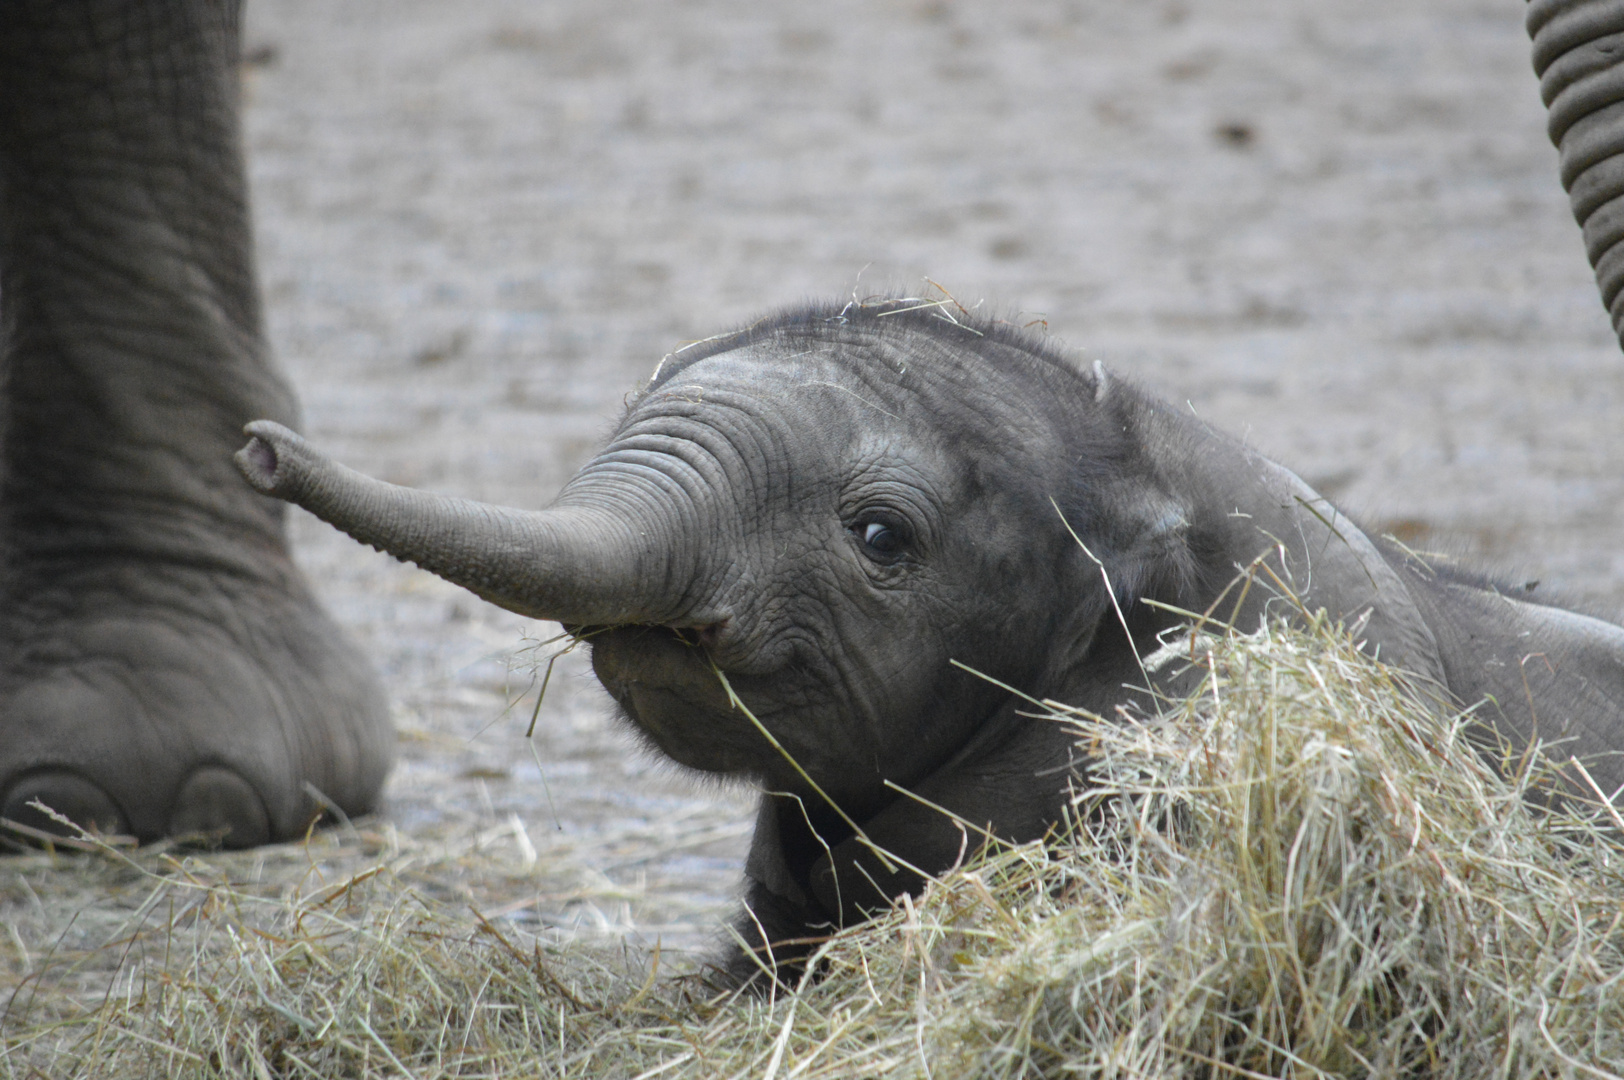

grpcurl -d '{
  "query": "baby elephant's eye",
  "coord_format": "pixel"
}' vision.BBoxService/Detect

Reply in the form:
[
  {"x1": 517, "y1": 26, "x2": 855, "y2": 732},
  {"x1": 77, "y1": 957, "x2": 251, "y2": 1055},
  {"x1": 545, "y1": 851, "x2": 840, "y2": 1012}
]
[{"x1": 855, "y1": 520, "x2": 906, "y2": 559}]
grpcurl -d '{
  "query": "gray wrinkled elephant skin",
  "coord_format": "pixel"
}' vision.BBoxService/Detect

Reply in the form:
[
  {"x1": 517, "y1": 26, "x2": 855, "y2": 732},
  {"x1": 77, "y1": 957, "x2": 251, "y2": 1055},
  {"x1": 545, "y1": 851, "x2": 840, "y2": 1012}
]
[
  {"x1": 0, "y1": 1, "x2": 394, "y2": 848},
  {"x1": 237, "y1": 302, "x2": 1624, "y2": 984}
]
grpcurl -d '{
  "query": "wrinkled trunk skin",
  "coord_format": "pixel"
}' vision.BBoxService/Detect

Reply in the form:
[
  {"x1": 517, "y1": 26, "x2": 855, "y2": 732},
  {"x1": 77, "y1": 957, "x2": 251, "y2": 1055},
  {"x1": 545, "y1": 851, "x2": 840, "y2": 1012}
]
[
  {"x1": 1529, "y1": 0, "x2": 1624, "y2": 350},
  {"x1": 237, "y1": 420, "x2": 701, "y2": 628},
  {"x1": 0, "y1": 1, "x2": 392, "y2": 847}
]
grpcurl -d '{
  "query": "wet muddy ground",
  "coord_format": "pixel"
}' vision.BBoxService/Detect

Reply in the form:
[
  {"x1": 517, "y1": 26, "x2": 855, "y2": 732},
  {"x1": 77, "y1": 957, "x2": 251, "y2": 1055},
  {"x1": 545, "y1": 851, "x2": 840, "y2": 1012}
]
[{"x1": 239, "y1": 0, "x2": 1624, "y2": 959}]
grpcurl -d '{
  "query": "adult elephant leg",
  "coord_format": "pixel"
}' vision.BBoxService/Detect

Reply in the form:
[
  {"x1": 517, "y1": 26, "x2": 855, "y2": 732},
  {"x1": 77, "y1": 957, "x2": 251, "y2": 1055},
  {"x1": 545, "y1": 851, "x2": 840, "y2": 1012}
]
[
  {"x1": 0, "y1": 1, "x2": 393, "y2": 845},
  {"x1": 1529, "y1": 0, "x2": 1624, "y2": 352}
]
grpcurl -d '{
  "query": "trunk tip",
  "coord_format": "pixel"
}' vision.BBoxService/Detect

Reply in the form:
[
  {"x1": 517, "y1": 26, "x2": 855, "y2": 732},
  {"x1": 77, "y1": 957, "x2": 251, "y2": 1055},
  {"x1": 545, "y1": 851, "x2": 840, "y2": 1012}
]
[{"x1": 235, "y1": 420, "x2": 301, "y2": 496}]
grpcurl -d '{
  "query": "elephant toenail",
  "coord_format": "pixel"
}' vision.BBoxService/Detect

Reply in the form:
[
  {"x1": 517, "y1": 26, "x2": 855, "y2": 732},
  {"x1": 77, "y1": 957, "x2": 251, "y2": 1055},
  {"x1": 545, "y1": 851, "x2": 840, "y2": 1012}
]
[
  {"x1": 168, "y1": 767, "x2": 271, "y2": 849},
  {"x1": 1, "y1": 770, "x2": 129, "y2": 841}
]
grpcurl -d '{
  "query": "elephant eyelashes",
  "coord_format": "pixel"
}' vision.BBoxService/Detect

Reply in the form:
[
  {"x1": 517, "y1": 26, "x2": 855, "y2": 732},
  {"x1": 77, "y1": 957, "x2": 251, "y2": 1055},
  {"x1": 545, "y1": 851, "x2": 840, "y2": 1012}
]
[{"x1": 853, "y1": 518, "x2": 908, "y2": 561}]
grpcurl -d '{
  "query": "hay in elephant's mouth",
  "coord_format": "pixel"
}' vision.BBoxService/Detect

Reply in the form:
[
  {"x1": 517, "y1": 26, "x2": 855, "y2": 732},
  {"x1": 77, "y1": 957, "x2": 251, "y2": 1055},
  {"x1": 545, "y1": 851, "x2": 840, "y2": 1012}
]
[{"x1": 6, "y1": 615, "x2": 1623, "y2": 1078}]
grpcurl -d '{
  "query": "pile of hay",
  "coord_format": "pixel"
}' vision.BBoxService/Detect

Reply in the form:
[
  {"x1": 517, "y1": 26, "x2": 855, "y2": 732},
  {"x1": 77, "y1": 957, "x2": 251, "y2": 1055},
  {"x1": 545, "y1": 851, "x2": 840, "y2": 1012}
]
[{"x1": 5, "y1": 615, "x2": 1621, "y2": 1078}]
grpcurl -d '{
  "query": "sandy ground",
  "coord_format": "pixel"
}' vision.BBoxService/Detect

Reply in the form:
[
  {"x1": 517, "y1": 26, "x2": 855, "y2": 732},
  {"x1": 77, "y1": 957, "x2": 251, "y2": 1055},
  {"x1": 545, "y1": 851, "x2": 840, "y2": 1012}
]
[{"x1": 229, "y1": 0, "x2": 1623, "y2": 957}]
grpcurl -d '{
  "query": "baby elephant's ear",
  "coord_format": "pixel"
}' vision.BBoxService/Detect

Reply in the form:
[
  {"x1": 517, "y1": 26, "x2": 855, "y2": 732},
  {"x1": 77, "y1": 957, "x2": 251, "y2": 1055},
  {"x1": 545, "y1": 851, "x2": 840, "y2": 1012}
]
[
  {"x1": 1058, "y1": 483, "x2": 1194, "y2": 608},
  {"x1": 1200, "y1": 451, "x2": 1448, "y2": 689},
  {"x1": 1120, "y1": 493, "x2": 1193, "y2": 564}
]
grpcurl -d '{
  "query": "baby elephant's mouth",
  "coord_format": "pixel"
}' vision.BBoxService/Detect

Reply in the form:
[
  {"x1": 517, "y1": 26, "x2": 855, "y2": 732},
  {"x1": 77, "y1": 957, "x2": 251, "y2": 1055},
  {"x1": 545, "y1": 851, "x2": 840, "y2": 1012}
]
[
  {"x1": 584, "y1": 624, "x2": 769, "y2": 776},
  {"x1": 573, "y1": 614, "x2": 757, "y2": 675},
  {"x1": 571, "y1": 623, "x2": 721, "y2": 682},
  {"x1": 671, "y1": 620, "x2": 728, "y2": 651},
  {"x1": 578, "y1": 623, "x2": 711, "y2": 675}
]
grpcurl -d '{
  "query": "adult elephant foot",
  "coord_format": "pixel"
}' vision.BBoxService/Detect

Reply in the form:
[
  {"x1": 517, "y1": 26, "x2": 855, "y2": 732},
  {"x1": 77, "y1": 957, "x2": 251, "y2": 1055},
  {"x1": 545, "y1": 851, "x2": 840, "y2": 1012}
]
[
  {"x1": 0, "y1": 562, "x2": 393, "y2": 848},
  {"x1": 0, "y1": 1, "x2": 395, "y2": 847}
]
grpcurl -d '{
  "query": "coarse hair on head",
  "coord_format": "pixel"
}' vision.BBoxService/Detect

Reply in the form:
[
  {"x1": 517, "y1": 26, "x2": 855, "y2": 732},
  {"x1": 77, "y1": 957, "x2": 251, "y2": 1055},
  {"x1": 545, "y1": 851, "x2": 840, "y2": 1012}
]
[{"x1": 636, "y1": 295, "x2": 1093, "y2": 403}]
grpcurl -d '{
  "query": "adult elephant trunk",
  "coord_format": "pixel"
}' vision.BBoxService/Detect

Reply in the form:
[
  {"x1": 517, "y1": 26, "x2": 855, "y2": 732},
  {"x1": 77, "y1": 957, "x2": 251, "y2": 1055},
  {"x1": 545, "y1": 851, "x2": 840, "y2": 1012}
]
[
  {"x1": 235, "y1": 421, "x2": 696, "y2": 627},
  {"x1": 1529, "y1": 0, "x2": 1624, "y2": 351}
]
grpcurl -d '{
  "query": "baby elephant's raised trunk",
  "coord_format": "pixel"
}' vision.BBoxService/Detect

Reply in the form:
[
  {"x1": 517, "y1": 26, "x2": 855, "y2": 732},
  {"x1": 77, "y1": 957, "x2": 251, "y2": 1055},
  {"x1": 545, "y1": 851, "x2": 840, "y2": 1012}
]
[{"x1": 235, "y1": 420, "x2": 690, "y2": 627}]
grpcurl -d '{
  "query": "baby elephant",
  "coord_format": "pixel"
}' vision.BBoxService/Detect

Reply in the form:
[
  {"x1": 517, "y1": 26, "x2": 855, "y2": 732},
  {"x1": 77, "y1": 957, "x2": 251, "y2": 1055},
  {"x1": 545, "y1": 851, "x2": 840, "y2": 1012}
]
[{"x1": 236, "y1": 300, "x2": 1624, "y2": 982}]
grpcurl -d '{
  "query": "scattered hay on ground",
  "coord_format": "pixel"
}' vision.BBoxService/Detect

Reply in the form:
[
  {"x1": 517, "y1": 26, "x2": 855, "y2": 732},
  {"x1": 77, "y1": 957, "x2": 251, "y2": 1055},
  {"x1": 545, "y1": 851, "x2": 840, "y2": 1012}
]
[{"x1": 5, "y1": 614, "x2": 1622, "y2": 1078}]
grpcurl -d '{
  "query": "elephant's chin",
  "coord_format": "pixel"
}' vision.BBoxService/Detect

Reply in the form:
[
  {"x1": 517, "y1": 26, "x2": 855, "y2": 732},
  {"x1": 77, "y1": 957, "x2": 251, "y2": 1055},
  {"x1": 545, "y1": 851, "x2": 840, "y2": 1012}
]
[
  {"x1": 588, "y1": 625, "x2": 772, "y2": 776},
  {"x1": 616, "y1": 684, "x2": 762, "y2": 774}
]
